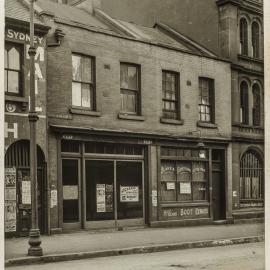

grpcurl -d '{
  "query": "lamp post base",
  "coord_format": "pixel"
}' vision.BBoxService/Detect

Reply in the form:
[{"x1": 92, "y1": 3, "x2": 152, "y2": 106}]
[{"x1": 28, "y1": 229, "x2": 43, "y2": 256}]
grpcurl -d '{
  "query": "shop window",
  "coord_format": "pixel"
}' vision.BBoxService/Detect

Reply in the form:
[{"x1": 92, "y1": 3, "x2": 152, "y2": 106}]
[
  {"x1": 240, "y1": 18, "x2": 248, "y2": 56},
  {"x1": 198, "y1": 78, "x2": 215, "y2": 123},
  {"x1": 240, "y1": 150, "x2": 263, "y2": 201},
  {"x1": 252, "y1": 84, "x2": 261, "y2": 126},
  {"x1": 252, "y1": 22, "x2": 260, "y2": 58},
  {"x1": 240, "y1": 81, "x2": 249, "y2": 125},
  {"x1": 61, "y1": 140, "x2": 80, "y2": 153},
  {"x1": 72, "y1": 54, "x2": 95, "y2": 109},
  {"x1": 162, "y1": 71, "x2": 179, "y2": 119},
  {"x1": 84, "y1": 142, "x2": 143, "y2": 155},
  {"x1": 5, "y1": 42, "x2": 23, "y2": 95},
  {"x1": 120, "y1": 63, "x2": 140, "y2": 114},
  {"x1": 160, "y1": 160, "x2": 208, "y2": 202}
]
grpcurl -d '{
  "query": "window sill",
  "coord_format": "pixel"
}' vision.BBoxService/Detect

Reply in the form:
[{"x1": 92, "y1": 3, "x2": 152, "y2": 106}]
[
  {"x1": 232, "y1": 122, "x2": 264, "y2": 130},
  {"x1": 5, "y1": 95, "x2": 28, "y2": 103},
  {"x1": 197, "y1": 121, "x2": 218, "y2": 129},
  {"x1": 160, "y1": 118, "x2": 184, "y2": 125},
  {"x1": 118, "y1": 113, "x2": 145, "y2": 121},
  {"x1": 69, "y1": 107, "x2": 101, "y2": 117},
  {"x1": 237, "y1": 54, "x2": 263, "y2": 63}
]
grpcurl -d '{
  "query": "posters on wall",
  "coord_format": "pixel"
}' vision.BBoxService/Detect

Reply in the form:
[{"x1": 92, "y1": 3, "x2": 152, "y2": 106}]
[
  {"x1": 22, "y1": 181, "x2": 31, "y2": 204},
  {"x1": 5, "y1": 167, "x2": 17, "y2": 232},
  {"x1": 152, "y1": 190, "x2": 157, "y2": 207},
  {"x1": 120, "y1": 186, "x2": 139, "y2": 202},
  {"x1": 50, "y1": 190, "x2": 58, "y2": 208},
  {"x1": 96, "y1": 184, "x2": 114, "y2": 213}
]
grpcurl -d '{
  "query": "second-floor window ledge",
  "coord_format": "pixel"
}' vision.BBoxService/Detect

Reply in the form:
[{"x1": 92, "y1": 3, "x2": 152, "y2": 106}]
[
  {"x1": 197, "y1": 121, "x2": 218, "y2": 129},
  {"x1": 118, "y1": 113, "x2": 145, "y2": 121},
  {"x1": 69, "y1": 107, "x2": 101, "y2": 117},
  {"x1": 160, "y1": 118, "x2": 184, "y2": 125}
]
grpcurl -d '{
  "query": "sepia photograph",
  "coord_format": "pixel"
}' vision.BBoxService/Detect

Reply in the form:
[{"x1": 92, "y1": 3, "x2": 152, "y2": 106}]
[{"x1": 2, "y1": 0, "x2": 268, "y2": 269}]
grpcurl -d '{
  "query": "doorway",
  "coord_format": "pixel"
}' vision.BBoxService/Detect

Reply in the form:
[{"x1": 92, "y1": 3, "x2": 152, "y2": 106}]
[{"x1": 212, "y1": 149, "x2": 226, "y2": 220}]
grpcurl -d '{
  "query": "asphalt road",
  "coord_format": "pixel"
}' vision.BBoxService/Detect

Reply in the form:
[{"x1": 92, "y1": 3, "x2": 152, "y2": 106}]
[{"x1": 7, "y1": 242, "x2": 264, "y2": 270}]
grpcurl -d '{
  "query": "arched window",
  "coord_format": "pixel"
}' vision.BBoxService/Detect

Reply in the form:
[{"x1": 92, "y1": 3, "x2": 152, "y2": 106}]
[
  {"x1": 240, "y1": 81, "x2": 249, "y2": 125},
  {"x1": 240, "y1": 150, "x2": 263, "y2": 201},
  {"x1": 240, "y1": 18, "x2": 248, "y2": 56},
  {"x1": 252, "y1": 22, "x2": 260, "y2": 58},
  {"x1": 252, "y1": 84, "x2": 261, "y2": 126}
]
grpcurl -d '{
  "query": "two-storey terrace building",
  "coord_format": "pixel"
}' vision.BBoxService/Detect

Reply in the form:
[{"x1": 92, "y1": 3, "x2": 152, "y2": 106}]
[{"x1": 37, "y1": 0, "x2": 232, "y2": 233}]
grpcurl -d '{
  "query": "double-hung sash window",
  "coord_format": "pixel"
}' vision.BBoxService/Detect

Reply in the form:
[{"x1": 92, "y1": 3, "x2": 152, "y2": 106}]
[
  {"x1": 252, "y1": 22, "x2": 260, "y2": 58},
  {"x1": 120, "y1": 63, "x2": 140, "y2": 114},
  {"x1": 162, "y1": 71, "x2": 179, "y2": 119},
  {"x1": 72, "y1": 54, "x2": 94, "y2": 109},
  {"x1": 5, "y1": 43, "x2": 22, "y2": 95},
  {"x1": 198, "y1": 78, "x2": 215, "y2": 123},
  {"x1": 252, "y1": 84, "x2": 261, "y2": 126}
]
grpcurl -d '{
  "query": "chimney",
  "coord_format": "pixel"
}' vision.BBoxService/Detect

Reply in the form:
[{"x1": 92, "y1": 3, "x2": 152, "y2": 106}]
[{"x1": 69, "y1": 0, "x2": 101, "y2": 13}]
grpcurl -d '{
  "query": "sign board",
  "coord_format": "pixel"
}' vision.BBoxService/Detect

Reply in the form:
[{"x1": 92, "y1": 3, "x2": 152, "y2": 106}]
[
  {"x1": 152, "y1": 190, "x2": 157, "y2": 207},
  {"x1": 179, "y1": 182, "x2": 191, "y2": 194},
  {"x1": 63, "y1": 185, "x2": 78, "y2": 200},
  {"x1": 50, "y1": 190, "x2": 58, "y2": 208},
  {"x1": 120, "y1": 186, "x2": 139, "y2": 202},
  {"x1": 166, "y1": 182, "x2": 175, "y2": 190},
  {"x1": 162, "y1": 206, "x2": 209, "y2": 220},
  {"x1": 96, "y1": 184, "x2": 106, "y2": 213},
  {"x1": 22, "y1": 181, "x2": 31, "y2": 204}
]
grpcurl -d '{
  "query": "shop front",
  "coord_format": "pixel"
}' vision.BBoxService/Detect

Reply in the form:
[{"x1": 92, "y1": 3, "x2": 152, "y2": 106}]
[{"x1": 60, "y1": 139, "x2": 145, "y2": 230}]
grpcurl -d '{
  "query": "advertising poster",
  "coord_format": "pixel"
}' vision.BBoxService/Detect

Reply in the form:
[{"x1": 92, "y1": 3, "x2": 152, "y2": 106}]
[
  {"x1": 22, "y1": 181, "x2": 31, "y2": 204},
  {"x1": 120, "y1": 186, "x2": 139, "y2": 202},
  {"x1": 5, "y1": 188, "x2": 16, "y2": 201},
  {"x1": 5, "y1": 201, "x2": 16, "y2": 232},
  {"x1": 96, "y1": 184, "x2": 106, "y2": 212},
  {"x1": 105, "y1": 184, "x2": 113, "y2": 212},
  {"x1": 5, "y1": 167, "x2": 16, "y2": 188},
  {"x1": 166, "y1": 182, "x2": 175, "y2": 190},
  {"x1": 180, "y1": 182, "x2": 191, "y2": 194},
  {"x1": 50, "y1": 190, "x2": 58, "y2": 208},
  {"x1": 152, "y1": 190, "x2": 157, "y2": 207},
  {"x1": 63, "y1": 185, "x2": 78, "y2": 200}
]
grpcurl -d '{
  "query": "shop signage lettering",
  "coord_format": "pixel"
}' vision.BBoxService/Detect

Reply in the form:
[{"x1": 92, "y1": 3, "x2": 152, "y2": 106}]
[
  {"x1": 163, "y1": 209, "x2": 178, "y2": 217},
  {"x1": 120, "y1": 186, "x2": 139, "y2": 202},
  {"x1": 240, "y1": 202, "x2": 263, "y2": 208},
  {"x1": 6, "y1": 29, "x2": 43, "y2": 44},
  {"x1": 177, "y1": 167, "x2": 191, "y2": 173},
  {"x1": 161, "y1": 165, "x2": 175, "y2": 175},
  {"x1": 180, "y1": 207, "x2": 208, "y2": 217},
  {"x1": 4, "y1": 122, "x2": 18, "y2": 139}
]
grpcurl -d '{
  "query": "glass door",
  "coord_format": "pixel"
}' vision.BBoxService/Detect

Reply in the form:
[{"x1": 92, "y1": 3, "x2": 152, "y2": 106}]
[
  {"x1": 116, "y1": 161, "x2": 144, "y2": 227},
  {"x1": 85, "y1": 160, "x2": 115, "y2": 228},
  {"x1": 62, "y1": 159, "x2": 81, "y2": 230}
]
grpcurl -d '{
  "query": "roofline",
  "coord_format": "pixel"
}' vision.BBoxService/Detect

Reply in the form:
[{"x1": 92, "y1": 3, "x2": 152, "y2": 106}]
[
  {"x1": 154, "y1": 22, "x2": 217, "y2": 58},
  {"x1": 5, "y1": 17, "x2": 51, "y2": 33},
  {"x1": 54, "y1": 17, "x2": 232, "y2": 64}
]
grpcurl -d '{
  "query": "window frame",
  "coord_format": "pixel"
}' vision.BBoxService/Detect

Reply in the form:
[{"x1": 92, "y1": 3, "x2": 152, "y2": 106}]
[
  {"x1": 162, "y1": 70, "x2": 180, "y2": 120},
  {"x1": 252, "y1": 83, "x2": 261, "y2": 126},
  {"x1": 120, "y1": 62, "x2": 141, "y2": 115},
  {"x1": 240, "y1": 17, "x2": 248, "y2": 56},
  {"x1": 198, "y1": 77, "x2": 215, "y2": 123},
  {"x1": 251, "y1": 21, "x2": 260, "y2": 59},
  {"x1": 4, "y1": 42, "x2": 24, "y2": 96},
  {"x1": 71, "y1": 53, "x2": 96, "y2": 110},
  {"x1": 240, "y1": 81, "x2": 249, "y2": 125}
]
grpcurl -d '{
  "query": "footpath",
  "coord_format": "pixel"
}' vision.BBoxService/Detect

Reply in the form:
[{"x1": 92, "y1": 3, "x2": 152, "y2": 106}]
[{"x1": 5, "y1": 222, "x2": 264, "y2": 267}]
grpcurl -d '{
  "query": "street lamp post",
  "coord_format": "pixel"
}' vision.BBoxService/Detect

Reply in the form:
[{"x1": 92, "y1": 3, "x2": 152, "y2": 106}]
[{"x1": 28, "y1": 0, "x2": 43, "y2": 256}]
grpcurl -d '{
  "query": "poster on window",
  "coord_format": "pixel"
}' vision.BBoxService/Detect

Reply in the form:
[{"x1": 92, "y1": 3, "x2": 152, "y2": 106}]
[
  {"x1": 120, "y1": 186, "x2": 139, "y2": 202},
  {"x1": 63, "y1": 185, "x2": 78, "y2": 200},
  {"x1": 105, "y1": 184, "x2": 113, "y2": 212},
  {"x1": 22, "y1": 181, "x2": 31, "y2": 204},
  {"x1": 166, "y1": 182, "x2": 175, "y2": 190},
  {"x1": 96, "y1": 184, "x2": 106, "y2": 212},
  {"x1": 180, "y1": 182, "x2": 191, "y2": 194}
]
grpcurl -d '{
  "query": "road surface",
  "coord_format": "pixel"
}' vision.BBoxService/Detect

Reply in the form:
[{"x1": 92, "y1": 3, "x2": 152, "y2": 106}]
[{"x1": 8, "y1": 242, "x2": 264, "y2": 270}]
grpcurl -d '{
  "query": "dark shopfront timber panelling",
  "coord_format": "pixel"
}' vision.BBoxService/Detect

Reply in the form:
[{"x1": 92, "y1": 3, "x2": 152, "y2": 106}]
[{"x1": 156, "y1": 145, "x2": 227, "y2": 224}]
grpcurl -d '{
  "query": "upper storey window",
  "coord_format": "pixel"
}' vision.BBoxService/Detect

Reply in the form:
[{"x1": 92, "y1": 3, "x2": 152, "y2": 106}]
[
  {"x1": 5, "y1": 42, "x2": 23, "y2": 95},
  {"x1": 162, "y1": 70, "x2": 180, "y2": 120},
  {"x1": 252, "y1": 83, "x2": 261, "y2": 126},
  {"x1": 240, "y1": 18, "x2": 248, "y2": 56},
  {"x1": 120, "y1": 63, "x2": 140, "y2": 115},
  {"x1": 240, "y1": 81, "x2": 249, "y2": 125},
  {"x1": 252, "y1": 22, "x2": 260, "y2": 58},
  {"x1": 72, "y1": 54, "x2": 95, "y2": 109}
]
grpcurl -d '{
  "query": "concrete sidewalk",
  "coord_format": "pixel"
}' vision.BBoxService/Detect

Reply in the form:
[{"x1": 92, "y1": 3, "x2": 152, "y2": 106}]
[{"x1": 5, "y1": 223, "x2": 264, "y2": 266}]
